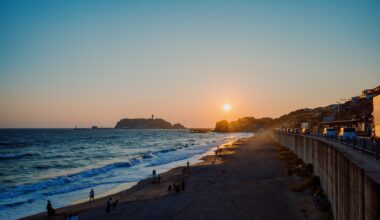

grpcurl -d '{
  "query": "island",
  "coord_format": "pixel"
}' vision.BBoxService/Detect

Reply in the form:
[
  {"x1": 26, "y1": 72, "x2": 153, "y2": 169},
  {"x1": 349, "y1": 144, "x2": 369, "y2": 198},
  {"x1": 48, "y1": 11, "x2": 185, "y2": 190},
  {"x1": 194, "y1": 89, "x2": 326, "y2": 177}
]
[{"x1": 114, "y1": 117, "x2": 186, "y2": 129}]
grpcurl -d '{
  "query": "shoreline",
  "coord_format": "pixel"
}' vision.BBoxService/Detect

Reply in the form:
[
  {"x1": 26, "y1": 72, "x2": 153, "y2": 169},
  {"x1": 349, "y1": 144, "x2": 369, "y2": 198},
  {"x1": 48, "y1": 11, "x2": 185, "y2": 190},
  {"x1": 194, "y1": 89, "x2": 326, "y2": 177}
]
[
  {"x1": 22, "y1": 132, "x2": 324, "y2": 220},
  {"x1": 21, "y1": 136, "x2": 251, "y2": 220},
  {"x1": 69, "y1": 137, "x2": 241, "y2": 206}
]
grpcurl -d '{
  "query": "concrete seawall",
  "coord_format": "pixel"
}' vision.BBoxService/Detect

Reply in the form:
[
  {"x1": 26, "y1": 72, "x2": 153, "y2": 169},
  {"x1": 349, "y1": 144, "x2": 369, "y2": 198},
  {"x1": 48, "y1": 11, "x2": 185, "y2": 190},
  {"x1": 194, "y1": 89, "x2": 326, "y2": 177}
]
[{"x1": 270, "y1": 132, "x2": 380, "y2": 220}]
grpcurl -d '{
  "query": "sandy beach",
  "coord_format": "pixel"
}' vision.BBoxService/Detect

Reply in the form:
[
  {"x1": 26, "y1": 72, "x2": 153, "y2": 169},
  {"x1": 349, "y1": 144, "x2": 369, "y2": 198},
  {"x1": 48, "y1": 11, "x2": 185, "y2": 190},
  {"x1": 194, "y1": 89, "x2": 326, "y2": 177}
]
[{"x1": 22, "y1": 131, "x2": 323, "y2": 220}]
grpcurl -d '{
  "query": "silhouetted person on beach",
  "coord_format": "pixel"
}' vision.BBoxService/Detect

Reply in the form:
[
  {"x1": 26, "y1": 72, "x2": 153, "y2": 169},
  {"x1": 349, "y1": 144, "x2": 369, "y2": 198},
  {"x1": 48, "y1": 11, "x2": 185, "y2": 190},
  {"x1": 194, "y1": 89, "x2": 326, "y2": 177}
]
[
  {"x1": 46, "y1": 200, "x2": 55, "y2": 216},
  {"x1": 89, "y1": 188, "x2": 95, "y2": 201},
  {"x1": 106, "y1": 198, "x2": 112, "y2": 213},
  {"x1": 112, "y1": 199, "x2": 118, "y2": 210},
  {"x1": 151, "y1": 170, "x2": 157, "y2": 184},
  {"x1": 152, "y1": 169, "x2": 157, "y2": 178},
  {"x1": 187, "y1": 161, "x2": 190, "y2": 169},
  {"x1": 168, "y1": 184, "x2": 172, "y2": 192},
  {"x1": 174, "y1": 183, "x2": 180, "y2": 193}
]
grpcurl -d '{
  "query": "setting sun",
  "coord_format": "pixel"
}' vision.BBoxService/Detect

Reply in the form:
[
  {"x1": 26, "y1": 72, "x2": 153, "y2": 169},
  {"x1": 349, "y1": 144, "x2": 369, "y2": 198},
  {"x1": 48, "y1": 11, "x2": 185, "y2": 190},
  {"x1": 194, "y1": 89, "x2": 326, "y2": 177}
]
[{"x1": 223, "y1": 103, "x2": 231, "y2": 112}]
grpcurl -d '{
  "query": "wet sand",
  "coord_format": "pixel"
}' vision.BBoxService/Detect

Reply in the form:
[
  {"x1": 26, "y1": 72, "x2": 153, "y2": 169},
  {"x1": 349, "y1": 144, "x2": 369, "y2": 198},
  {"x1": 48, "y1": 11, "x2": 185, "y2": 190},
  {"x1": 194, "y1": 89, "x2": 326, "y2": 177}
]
[{"x1": 22, "y1": 131, "x2": 322, "y2": 220}]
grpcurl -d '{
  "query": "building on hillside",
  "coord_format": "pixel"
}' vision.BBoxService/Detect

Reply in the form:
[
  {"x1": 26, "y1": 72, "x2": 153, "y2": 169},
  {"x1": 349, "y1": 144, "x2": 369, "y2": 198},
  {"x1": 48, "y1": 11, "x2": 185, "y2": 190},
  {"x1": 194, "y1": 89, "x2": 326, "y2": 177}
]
[
  {"x1": 328, "y1": 104, "x2": 338, "y2": 110},
  {"x1": 318, "y1": 119, "x2": 371, "y2": 136},
  {"x1": 351, "y1": 96, "x2": 360, "y2": 103},
  {"x1": 323, "y1": 116, "x2": 335, "y2": 123},
  {"x1": 361, "y1": 86, "x2": 380, "y2": 99}
]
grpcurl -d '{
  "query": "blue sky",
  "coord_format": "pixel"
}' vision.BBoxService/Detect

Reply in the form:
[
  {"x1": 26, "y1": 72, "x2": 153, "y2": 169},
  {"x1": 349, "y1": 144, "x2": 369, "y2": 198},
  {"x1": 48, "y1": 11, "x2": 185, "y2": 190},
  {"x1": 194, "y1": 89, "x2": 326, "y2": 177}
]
[{"x1": 0, "y1": 0, "x2": 379, "y2": 127}]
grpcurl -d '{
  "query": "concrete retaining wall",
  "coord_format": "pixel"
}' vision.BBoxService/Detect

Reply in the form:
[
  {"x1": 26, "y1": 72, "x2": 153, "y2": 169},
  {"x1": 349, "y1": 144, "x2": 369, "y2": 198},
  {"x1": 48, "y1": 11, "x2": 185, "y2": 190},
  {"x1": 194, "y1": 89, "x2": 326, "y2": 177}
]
[{"x1": 270, "y1": 132, "x2": 380, "y2": 220}]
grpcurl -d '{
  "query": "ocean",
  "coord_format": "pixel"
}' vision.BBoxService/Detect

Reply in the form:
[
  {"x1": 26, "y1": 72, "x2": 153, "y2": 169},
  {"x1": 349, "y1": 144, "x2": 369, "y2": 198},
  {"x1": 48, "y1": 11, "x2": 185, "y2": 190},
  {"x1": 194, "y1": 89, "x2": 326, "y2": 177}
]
[{"x1": 0, "y1": 129, "x2": 252, "y2": 219}]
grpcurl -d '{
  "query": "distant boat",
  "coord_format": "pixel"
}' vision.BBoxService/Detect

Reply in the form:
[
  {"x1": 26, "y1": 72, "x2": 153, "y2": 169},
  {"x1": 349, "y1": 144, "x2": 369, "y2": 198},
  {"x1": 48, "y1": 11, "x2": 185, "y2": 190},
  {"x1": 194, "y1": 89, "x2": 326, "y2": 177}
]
[
  {"x1": 189, "y1": 128, "x2": 212, "y2": 133},
  {"x1": 73, "y1": 125, "x2": 112, "y2": 130},
  {"x1": 73, "y1": 127, "x2": 89, "y2": 130}
]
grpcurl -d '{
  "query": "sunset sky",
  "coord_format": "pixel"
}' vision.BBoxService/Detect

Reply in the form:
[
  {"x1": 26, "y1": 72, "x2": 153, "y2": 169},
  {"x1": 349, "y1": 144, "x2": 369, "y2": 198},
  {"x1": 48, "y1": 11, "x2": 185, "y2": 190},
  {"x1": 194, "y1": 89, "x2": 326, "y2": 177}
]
[{"x1": 1, "y1": 0, "x2": 380, "y2": 128}]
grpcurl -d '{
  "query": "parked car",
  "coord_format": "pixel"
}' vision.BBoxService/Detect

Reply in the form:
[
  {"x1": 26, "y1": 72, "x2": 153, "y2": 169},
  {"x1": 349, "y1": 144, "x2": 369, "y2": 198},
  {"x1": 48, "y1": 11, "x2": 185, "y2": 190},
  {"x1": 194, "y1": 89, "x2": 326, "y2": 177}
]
[
  {"x1": 323, "y1": 128, "x2": 336, "y2": 137},
  {"x1": 301, "y1": 128, "x2": 310, "y2": 135},
  {"x1": 338, "y1": 127, "x2": 357, "y2": 140}
]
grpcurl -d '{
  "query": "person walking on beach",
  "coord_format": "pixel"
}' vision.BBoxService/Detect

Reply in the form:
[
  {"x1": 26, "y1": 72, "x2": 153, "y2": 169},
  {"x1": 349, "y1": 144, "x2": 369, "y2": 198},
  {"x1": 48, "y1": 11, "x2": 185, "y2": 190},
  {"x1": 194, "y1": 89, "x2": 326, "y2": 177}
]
[
  {"x1": 174, "y1": 183, "x2": 180, "y2": 193},
  {"x1": 152, "y1": 169, "x2": 157, "y2": 178},
  {"x1": 106, "y1": 198, "x2": 112, "y2": 213},
  {"x1": 89, "y1": 188, "x2": 95, "y2": 202},
  {"x1": 46, "y1": 200, "x2": 55, "y2": 216},
  {"x1": 112, "y1": 199, "x2": 119, "y2": 210},
  {"x1": 187, "y1": 161, "x2": 190, "y2": 172}
]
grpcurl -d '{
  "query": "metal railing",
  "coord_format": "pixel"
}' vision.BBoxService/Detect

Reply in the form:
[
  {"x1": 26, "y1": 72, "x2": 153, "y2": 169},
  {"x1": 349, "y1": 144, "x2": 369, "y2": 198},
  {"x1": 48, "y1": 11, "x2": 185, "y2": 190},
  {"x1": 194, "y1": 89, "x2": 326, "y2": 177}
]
[{"x1": 273, "y1": 130, "x2": 380, "y2": 160}]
